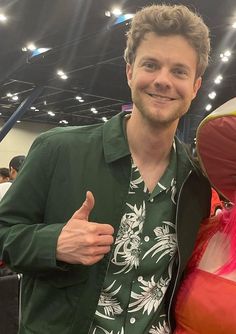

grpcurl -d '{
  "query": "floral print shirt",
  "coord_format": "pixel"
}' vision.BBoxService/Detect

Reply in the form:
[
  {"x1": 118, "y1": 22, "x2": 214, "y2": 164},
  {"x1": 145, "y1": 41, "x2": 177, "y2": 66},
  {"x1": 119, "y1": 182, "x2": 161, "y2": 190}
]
[{"x1": 91, "y1": 143, "x2": 177, "y2": 334}]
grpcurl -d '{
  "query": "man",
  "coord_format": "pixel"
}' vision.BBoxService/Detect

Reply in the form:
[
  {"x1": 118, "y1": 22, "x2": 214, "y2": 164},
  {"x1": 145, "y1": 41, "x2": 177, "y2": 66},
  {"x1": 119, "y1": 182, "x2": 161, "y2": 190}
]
[
  {"x1": 8, "y1": 155, "x2": 26, "y2": 181},
  {"x1": 0, "y1": 155, "x2": 25, "y2": 201},
  {"x1": 0, "y1": 168, "x2": 10, "y2": 183},
  {"x1": 0, "y1": 5, "x2": 211, "y2": 334}
]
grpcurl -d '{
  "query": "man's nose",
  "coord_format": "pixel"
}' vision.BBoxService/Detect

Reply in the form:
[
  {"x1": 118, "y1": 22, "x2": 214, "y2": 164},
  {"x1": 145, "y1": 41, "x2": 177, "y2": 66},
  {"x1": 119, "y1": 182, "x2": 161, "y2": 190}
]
[{"x1": 153, "y1": 69, "x2": 171, "y2": 89}]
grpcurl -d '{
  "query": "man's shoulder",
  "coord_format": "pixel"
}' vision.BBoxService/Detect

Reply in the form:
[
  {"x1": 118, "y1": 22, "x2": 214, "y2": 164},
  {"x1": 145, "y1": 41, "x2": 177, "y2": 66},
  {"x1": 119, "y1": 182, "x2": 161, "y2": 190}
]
[{"x1": 35, "y1": 123, "x2": 104, "y2": 148}]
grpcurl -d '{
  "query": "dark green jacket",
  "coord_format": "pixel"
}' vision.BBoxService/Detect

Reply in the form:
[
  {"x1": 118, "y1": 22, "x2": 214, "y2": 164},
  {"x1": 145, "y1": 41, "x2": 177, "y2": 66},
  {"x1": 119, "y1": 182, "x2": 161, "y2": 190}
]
[{"x1": 0, "y1": 112, "x2": 211, "y2": 333}]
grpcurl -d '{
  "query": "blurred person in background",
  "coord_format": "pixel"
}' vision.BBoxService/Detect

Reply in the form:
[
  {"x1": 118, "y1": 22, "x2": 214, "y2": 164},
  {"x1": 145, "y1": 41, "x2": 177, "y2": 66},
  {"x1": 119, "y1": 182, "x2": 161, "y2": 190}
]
[
  {"x1": 0, "y1": 168, "x2": 10, "y2": 183},
  {"x1": 0, "y1": 155, "x2": 25, "y2": 201}
]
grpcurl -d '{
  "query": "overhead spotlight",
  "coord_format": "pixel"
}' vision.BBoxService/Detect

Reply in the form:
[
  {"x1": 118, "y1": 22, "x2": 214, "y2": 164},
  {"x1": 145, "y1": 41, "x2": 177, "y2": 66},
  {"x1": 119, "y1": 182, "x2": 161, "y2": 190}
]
[
  {"x1": 57, "y1": 70, "x2": 68, "y2": 80},
  {"x1": 0, "y1": 14, "x2": 7, "y2": 22},
  {"x1": 30, "y1": 106, "x2": 36, "y2": 110},
  {"x1": 57, "y1": 70, "x2": 65, "y2": 76},
  {"x1": 76, "y1": 96, "x2": 84, "y2": 102},
  {"x1": 220, "y1": 50, "x2": 231, "y2": 62},
  {"x1": 61, "y1": 74, "x2": 68, "y2": 80},
  {"x1": 232, "y1": 22, "x2": 236, "y2": 29},
  {"x1": 205, "y1": 104, "x2": 212, "y2": 111},
  {"x1": 105, "y1": 11, "x2": 111, "y2": 17},
  {"x1": 12, "y1": 95, "x2": 19, "y2": 101},
  {"x1": 26, "y1": 43, "x2": 37, "y2": 51},
  {"x1": 59, "y1": 120, "x2": 68, "y2": 125},
  {"x1": 224, "y1": 50, "x2": 231, "y2": 57},
  {"x1": 35, "y1": 109, "x2": 39, "y2": 112},
  {"x1": 91, "y1": 107, "x2": 98, "y2": 114},
  {"x1": 47, "y1": 111, "x2": 55, "y2": 117},
  {"x1": 102, "y1": 117, "x2": 108, "y2": 122},
  {"x1": 208, "y1": 91, "x2": 216, "y2": 99},
  {"x1": 112, "y1": 7, "x2": 122, "y2": 17},
  {"x1": 6, "y1": 92, "x2": 13, "y2": 97},
  {"x1": 214, "y1": 75, "x2": 223, "y2": 84},
  {"x1": 221, "y1": 56, "x2": 229, "y2": 62},
  {"x1": 16, "y1": 120, "x2": 21, "y2": 123}
]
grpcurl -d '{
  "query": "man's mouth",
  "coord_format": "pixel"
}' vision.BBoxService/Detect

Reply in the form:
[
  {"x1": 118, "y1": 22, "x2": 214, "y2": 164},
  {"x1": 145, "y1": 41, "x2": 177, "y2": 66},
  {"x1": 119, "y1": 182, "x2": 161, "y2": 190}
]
[{"x1": 148, "y1": 93, "x2": 175, "y2": 101}]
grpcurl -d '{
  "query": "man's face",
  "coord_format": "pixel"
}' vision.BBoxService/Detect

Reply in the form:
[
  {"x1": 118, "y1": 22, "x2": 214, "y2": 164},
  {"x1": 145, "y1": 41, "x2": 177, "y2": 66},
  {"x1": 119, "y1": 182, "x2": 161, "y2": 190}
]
[
  {"x1": 9, "y1": 167, "x2": 17, "y2": 180},
  {"x1": 126, "y1": 32, "x2": 201, "y2": 129},
  {"x1": 0, "y1": 175, "x2": 9, "y2": 183}
]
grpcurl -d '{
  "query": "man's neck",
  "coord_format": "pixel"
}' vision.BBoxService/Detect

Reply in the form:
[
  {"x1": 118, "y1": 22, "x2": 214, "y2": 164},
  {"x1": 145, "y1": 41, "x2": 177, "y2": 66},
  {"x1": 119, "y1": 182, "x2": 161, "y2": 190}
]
[
  {"x1": 125, "y1": 112, "x2": 177, "y2": 192},
  {"x1": 126, "y1": 112, "x2": 176, "y2": 165}
]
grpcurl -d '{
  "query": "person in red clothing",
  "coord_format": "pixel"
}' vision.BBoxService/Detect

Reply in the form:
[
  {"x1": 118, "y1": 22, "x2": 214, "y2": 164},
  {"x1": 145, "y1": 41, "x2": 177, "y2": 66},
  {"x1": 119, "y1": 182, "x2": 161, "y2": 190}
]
[{"x1": 174, "y1": 97, "x2": 236, "y2": 334}]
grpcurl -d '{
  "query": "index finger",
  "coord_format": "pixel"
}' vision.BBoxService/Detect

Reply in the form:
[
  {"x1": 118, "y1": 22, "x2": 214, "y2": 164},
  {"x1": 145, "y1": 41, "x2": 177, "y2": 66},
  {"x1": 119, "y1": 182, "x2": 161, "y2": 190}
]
[{"x1": 91, "y1": 223, "x2": 114, "y2": 235}]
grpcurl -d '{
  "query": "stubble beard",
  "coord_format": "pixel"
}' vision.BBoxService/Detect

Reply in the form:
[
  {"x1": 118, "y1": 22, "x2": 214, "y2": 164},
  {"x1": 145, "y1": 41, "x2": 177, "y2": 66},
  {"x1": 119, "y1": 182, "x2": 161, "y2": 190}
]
[{"x1": 132, "y1": 93, "x2": 181, "y2": 130}]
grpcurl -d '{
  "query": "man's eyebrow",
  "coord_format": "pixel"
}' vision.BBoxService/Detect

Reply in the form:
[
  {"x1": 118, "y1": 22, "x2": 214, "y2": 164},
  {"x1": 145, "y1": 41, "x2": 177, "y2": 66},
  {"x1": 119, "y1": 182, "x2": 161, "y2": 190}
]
[
  {"x1": 173, "y1": 63, "x2": 191, "y2": 71},
  {"x1": 137, "y1": 57, "x2": 159, "y2": 65}
]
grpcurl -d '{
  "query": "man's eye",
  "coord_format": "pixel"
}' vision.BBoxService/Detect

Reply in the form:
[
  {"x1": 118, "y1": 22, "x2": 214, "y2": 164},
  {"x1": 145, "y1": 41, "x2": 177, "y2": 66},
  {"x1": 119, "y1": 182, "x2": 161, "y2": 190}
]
[
  {"x1": 173, "y1": 68, "x2": 188, "y2": 77},
  {"x1": 143, "y1": 62, "x2": 156, "y2": 70}
]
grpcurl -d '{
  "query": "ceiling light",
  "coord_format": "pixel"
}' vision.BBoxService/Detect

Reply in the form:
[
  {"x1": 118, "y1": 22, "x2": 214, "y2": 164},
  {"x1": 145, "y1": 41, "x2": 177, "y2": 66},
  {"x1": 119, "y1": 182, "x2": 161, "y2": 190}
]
[
  {"x1": 105, "y1": 11, "x2": 111, "y2": 17},
  {"x1": 59, "y1": 120, "x2": 68, "y2": 125},
  {"x1": 35, "y1": 109, "x2": 39, "y2": 111},
  {"x1": 26, "y1": 43, "x2": 36, "y2": 51},
  {"x1": 57, "y1": 70, "x2": 65, "y2": 76},
  {"x1": 47, "y1": 111, "x2": 55, "y2": 117},
  {"x1": 91, "y1": 107, "x2": 98, "y2": 114},
  {"x1": 224, "y1": 50, "x2": 231, "y2": 57},
  {"x1": 208, "y1": 91, "x2": 216, "y2": 99},
  {"x1": 102, "y1": 117, "x2": 108, "y2": 122},
  {"x1": 57, "y1": 70, "x2": 68, "y2": 80},
  {"x1": 214, "y1": 75, "x2": 223, "y2": 84},
  {"x1": 221, "y1": 56, "x2": 229, "y2": 62},
  {"x1": 76, "y1": 95, "x2": 84, "y2": 102},
  {"x1": 232, "y1": 22, "x2": 236, "y2": 29},
  {"x1": 7, "y1": 92, "x2": 12, "y2": 97},
  {"x1": 30, "y1": 106, "x2": 36, "y2": 110},
  {"x1": 16, "y1": 120, "x2": 21, "y2": 123},
  {"x1": 112, "y1": 8, "x2": 122, "y2": 17},
  {"x1": 205, "y1": 104, "x2": 212, "y2": 111},
  {"x1": 12, "y1": 95, "x2": 19, "y2": 101},
  {"x1": 60, "y1": 74, "x2": 68, "y2": 80},
  {"x1": 0, "y1": 14, "x2": 7, "y2": 22}
]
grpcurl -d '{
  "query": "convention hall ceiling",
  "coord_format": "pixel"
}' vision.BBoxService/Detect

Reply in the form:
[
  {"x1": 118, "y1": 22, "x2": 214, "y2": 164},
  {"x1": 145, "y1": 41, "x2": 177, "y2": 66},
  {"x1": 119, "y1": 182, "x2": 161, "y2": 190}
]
[{"x1": 0, "y1": 0, "x2": 236, "y2": 142}]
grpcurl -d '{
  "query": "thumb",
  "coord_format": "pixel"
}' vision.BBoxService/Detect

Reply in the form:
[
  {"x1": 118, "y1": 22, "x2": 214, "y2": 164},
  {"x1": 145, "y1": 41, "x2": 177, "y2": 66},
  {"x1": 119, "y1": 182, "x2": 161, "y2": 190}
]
[{"x1": 72, "y1": 191, "x2": 95, "y2": 221}]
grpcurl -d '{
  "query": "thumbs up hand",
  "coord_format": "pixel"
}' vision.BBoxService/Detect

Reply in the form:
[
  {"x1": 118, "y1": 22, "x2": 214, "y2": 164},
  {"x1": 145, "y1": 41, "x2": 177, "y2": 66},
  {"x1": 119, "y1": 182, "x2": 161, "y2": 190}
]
[{"x1": 56, "y1": 191, "x2": 114, "y2": 265}]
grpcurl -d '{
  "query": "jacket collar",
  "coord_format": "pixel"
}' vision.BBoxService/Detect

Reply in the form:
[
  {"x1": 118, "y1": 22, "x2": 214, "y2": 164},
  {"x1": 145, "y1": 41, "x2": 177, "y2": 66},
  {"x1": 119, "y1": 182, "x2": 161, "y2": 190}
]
[
  {"x1": 103, "y1": 111, "x2": 197, "y2": 179},
  {"x1": 103, "y1": 112, "x2": 130, "y2": 163}
]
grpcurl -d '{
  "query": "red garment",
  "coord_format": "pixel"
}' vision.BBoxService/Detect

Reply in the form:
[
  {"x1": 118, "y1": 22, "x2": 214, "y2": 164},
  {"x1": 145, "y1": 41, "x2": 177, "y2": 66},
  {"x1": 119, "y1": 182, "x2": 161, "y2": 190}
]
[
  {"x1": 210, "y1": 188, "x2": 222, "y2": 216},
  {"x1": 174, "y1": 217, "x2": 236, "y2": 334}
]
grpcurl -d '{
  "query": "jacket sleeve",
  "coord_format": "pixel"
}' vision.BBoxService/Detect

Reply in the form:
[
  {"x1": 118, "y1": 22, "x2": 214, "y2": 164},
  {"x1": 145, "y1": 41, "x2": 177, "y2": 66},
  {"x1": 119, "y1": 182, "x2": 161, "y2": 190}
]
[{"x1": 0, "y1": 134, "x2": 68, "y2": 274}]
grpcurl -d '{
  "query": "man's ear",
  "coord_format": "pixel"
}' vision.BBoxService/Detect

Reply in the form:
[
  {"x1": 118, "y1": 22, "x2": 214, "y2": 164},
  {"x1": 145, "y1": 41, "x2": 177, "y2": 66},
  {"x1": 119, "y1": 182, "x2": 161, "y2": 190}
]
[
  {"x1": 126, "y1": 63, "x2": 133, "y2": 88},
  {"x1": 192, "y1": 77, "x2": 202, "y2": 99}
]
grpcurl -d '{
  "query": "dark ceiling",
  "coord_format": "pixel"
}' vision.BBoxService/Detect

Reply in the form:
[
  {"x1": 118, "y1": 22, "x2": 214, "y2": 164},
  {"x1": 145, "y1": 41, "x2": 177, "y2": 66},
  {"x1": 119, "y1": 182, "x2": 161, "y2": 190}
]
[{"x1": 0, "y1": 0, "x2": 236, "y2": 143}]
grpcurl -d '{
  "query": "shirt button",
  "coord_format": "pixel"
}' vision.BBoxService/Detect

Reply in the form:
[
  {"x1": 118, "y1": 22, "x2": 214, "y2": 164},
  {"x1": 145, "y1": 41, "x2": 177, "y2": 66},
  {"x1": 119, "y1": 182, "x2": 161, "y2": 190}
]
[
  {"x1": 149, "y1": 197, "x2": 154, "y2": 203},
  {"x1": 144, "y1": 236, "x2": 149, "y2": 242},
  {"x1": 138, "y1": 276, "x2": 143, "y2": 282},
  {"x1": 130, "y1": 317, "x2": 136, "y2": 324}
]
